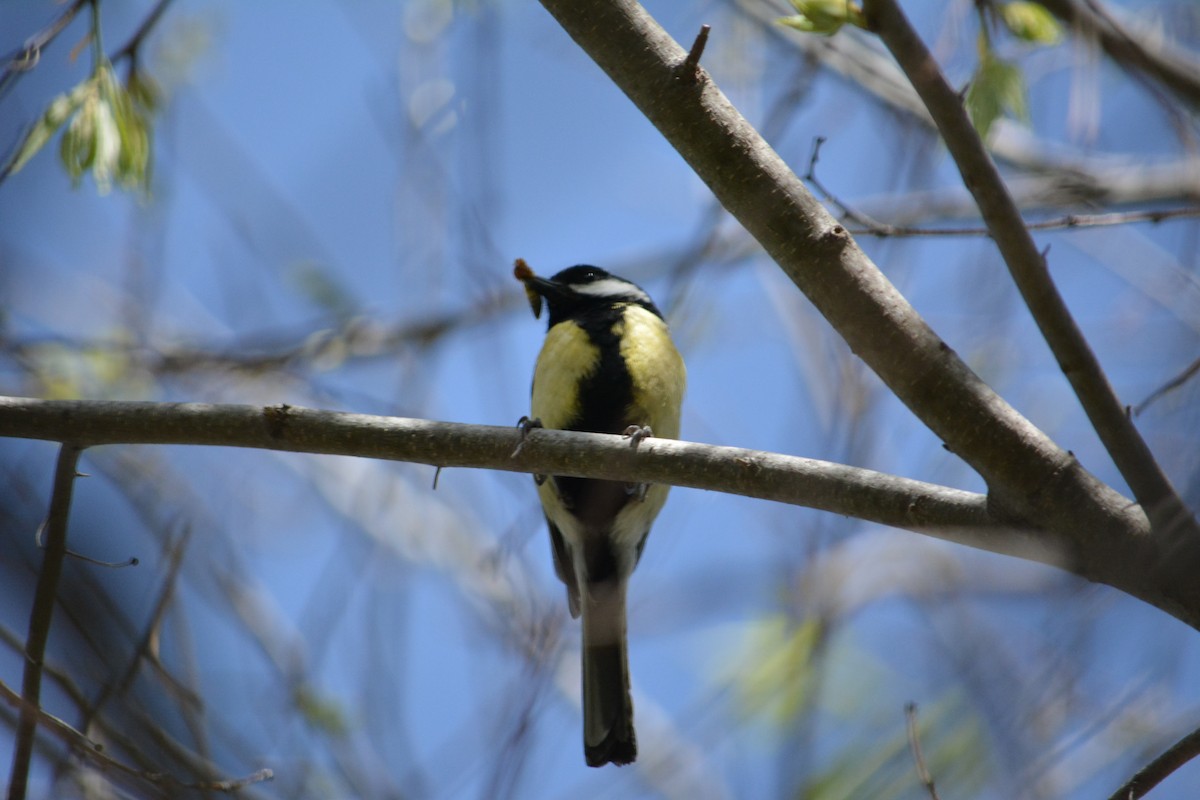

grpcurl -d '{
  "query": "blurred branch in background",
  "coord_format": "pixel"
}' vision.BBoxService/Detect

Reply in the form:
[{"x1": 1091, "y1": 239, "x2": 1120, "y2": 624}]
[
  {"x1": 1035, "y1": 0, "x2": 1200, "y2": 109},
  {"x1": 805, "y1": 133, "x2": 1200, "y2": 237},
  {"x1": 0, "y1": 0, "x2": 88, "y2": 101},
  {"x1": 2, "y1": 0, "x2": 1200, "y2": 798}
]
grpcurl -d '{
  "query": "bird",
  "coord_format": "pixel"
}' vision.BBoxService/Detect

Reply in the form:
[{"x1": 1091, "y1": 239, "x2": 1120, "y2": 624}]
[{"x1": 513, "y1": 259, "x2": 686, "y2": 767}]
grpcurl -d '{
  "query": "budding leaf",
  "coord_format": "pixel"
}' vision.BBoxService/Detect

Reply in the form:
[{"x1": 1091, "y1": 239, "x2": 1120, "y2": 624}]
[
  {"x1": 778, "y1": 0, "x2": 865, "y2": 35},
  {"x1": 6, "y1": 59, "x2": 156, "y2": 194},
  {"x1": 4, "y1": 83, "x2": 89, "y2": 177},
  {"x1": 126, "y1": 68, "x2": 163, "y2": 114},
  {"x1": 1000, "y1": 1, "x2": 1062, "y2": 45},
  {"x1": 60, "y1": 87, "x2": 100, "y2": 186}
]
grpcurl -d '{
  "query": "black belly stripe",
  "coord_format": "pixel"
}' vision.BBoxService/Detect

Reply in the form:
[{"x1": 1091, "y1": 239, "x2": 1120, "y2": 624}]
[
  {"x1": 553, "y1": 304, "x2": 636, "y2": 580},
  {"x1": 571, "y1": 304, "x2": 634, "y2": 436}
]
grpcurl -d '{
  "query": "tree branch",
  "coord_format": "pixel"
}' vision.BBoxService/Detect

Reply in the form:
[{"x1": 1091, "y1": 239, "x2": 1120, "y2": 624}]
[
  {"x1": 733, "y1": 0, "x2": 1200, "y2": 210},
  {"x1": 109, "y1": 0, "x2": 176, "y2": 66},
  {"x1": 905, "y1": 702, "x2": 942, "y2": 800},
  {"x1": 805, "y1": 136, "x2": 1200, "y2": 236},
  {"x1": 0, "y1": 395, "x2": 995, "y2": 539},
  {"x1": 0, "y1": 678, "x2": 273, "y2": 798},
  {"x1": 852, "y1": 162, "x2": 1200, "y2": 225},
  {"x1": 1106, "y1": 720, "x2": 1200, "y2": 800},
  {"x1": 862, "y1": 0, "x2": 1195, "y2": 547},
  {"x1": 0, "y1": 0, "x2": 89, "y2": 101},
  {"x1": 8, "y1": 443, "x2": 81, "y2": 800},
  {"x1": 530, "y1": 0, "x2": 1187, "y2": 609},
  {"x1": 1036, "y1": 0, "x2": 1200, "y2": 110},
  {"x1": 3, "y1": 394, "x2": 1199, "y2": 631}
]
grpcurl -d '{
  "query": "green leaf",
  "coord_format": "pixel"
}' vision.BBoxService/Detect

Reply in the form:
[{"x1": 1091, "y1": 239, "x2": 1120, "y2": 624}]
[
  {"x1": 294, "y1": 684, "x2": 349, "y2": 737},
  {"x1": 126, "y1": 68, "x2": 163, "y2": 114},
  {"x1": 60, "y1": 88, "x2": 100, "y2": 186},
  {"x1": 777, "y1": 0, "x2": 865, "y2": 35},
  {"x1": 965, "y1": 52, "x2": 1029, "y2": 140},
  {"x1": 3, "y1": 83, "x2": 90, "y2": 177},
  {"x1": 999, "y1": 1, "x2": 1062, "y2": 45},
  {"x1": 733, "y1": 614, "x2": 825, "y2": 725},
  {"x1": 289, "y1": 261, "x2": 358, "y2": 321},
  {"x1": 9, "y1": 58, "x2": 158, "y2": 194},
  {"x1": 102, "y1": 65, "x2": 152, "y2": 191}
]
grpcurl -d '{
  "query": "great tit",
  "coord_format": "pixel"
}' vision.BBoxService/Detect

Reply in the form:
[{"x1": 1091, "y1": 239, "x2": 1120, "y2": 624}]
[{"x1": 514, "y1": 260, "x2": 686, "y2": 767}]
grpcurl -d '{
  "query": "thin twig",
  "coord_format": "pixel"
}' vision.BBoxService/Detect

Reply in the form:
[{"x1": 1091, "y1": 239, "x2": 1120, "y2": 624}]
[
  {"x1": 736, "y1": 0, "x2": 1200, "y2": 209},
  {"x1": 0, "y1": 0, "x2": 89, "y2": 100},
  {"x1": 1, "y1": 675, "x2": 272, "y2": 796},
  {"x1": 804, "y1": 136, "x2": 894, "y2": 232},
  {"x1": 1134, "y1": 355, "x2": 1200, "y2": 417},
  {"x1": 0, "y1": 613, "x2": 273, "y2": 799},
  {"x1": 805, "y1": 139, "x2": 1200, "y2": 236},
  {"x1": 8, "y1": 444, "x2": 82, "y2": 800},
  {"x1": 109, "y1": 0, "x2": 176, "y2": 66},
  {"x1": 1106, "y1": 722, "x2": 1200, "y2": 800},
  {"x1": 677, "y1": 24, "x2": 711, "y2": 82},
  {"x1": 63, "y1": 550, "x2": 139, "y2": 568},
  {"x1": 38, "y1": 513, "x2": 140, "y2": 568},
  {"x1": 116, "y1": 527, "x2": 191, "y2": 697},
  {"x1": 905, "y1": 702, "x2": 942, "y2": 800},
  {"x1": 863, "y1": 0, "x2": 1196, "y2": 546}
]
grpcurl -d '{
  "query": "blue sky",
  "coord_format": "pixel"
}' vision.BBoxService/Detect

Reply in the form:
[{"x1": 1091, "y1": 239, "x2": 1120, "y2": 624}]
[{"x1": 3, "y1": 1, "x2": 1200, "y2": 798}]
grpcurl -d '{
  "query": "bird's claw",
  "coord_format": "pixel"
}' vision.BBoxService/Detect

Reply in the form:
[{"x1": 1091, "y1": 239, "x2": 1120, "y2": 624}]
[
  {"x1": 622, "y1": 424, "x2": 653, "y2": 447},
  {"x1": 514, "y1": 416, "x2": 547, "y2": 484},
  {"x1": 513, "y1": 416, "x2": 544, "y2": 464},
  {"x1": 623, "y1": 424, "x2": 653, "y2": 501}
]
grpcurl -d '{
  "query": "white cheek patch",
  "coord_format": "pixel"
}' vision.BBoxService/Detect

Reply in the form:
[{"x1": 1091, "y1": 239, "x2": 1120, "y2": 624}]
[{"x1": 572, "y1": 277, "x2": 651, "y2": 305}]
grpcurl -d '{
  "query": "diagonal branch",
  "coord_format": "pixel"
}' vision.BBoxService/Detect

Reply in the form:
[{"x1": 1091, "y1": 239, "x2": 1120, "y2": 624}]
[
  {"x1": 0, "y1": 677, "x2": 273, "y2": 798},
  {"x1": 109, "y1": 0, "x2": 176, "y2": 66},
  {"x1": 0, "y1": 0, "x2": 89, "y2": 101},
  {"x1": 1106, "y1": 720, "x2": 1200, "y2": 800},
  {"x1": 733, "y1": 0, "x2": 1200, "y2": 210},
  {"x1": 8, "y1": 443, "x2": 81, "y2": 800},
  {"x1": 1036, "y1": 0, "x2": 1200, "y2": 110},
  {"x1": 862, "y1": 0, "x2": 1195, "y2": 546},
  {"x1": 529, "y1": 0, "x2": 1176, "y2": 599}
]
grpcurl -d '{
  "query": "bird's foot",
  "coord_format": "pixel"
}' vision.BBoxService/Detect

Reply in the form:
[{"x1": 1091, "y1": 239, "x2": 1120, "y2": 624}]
[
  {"x1": 622, "y1": 425, "x2": 653, "y2": 501},
  {"x1": 513, "y1": 416, "x2": 547, "y2": 485},
  {"x1": 622, "y1": 424, "x2": 653, "y2": 447}
]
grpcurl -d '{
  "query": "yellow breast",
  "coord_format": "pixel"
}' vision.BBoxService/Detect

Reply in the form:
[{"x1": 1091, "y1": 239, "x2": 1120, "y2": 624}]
[
  {"x1": 531, "y1": 321, "x2": 599, "y2": 431},
  {"x1": 618, "y1": 305, "x2": 686, "y2": 439},
  {"x1": 530, "y1": 305, "x2": 685, "y2": 437}
]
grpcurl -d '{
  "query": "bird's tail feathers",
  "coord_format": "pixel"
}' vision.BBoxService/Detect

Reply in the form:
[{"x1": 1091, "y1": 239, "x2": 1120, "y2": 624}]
[{"x1": 581, "y1": 578, "x2": 635, "y2": 767}]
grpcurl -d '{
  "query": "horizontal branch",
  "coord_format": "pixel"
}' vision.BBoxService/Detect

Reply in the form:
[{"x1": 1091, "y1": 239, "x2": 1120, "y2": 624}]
[
  {"x1": 0, "y1": 395, "x2": 1003, "y2": 542},
  {"x1": 3, "y1": 393, "x2": 1199, "y2": 631}
]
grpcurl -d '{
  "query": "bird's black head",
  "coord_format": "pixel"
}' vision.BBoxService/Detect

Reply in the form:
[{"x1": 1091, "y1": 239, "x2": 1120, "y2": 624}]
[{"x1": 522, "y1": 265, "x2": 662, "y2": 328}]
